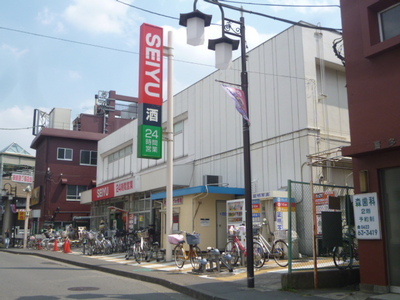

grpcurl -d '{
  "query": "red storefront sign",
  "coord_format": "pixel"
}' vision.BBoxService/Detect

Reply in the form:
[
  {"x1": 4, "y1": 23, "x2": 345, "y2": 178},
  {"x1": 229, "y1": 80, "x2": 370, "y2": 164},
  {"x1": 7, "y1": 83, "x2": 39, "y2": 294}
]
[
  {"x1": 138, "y1": 23, "x2": 163, "y2": 106},
  {"x1": 92, "y1": 183, "x2": 115, "y2": 201}
]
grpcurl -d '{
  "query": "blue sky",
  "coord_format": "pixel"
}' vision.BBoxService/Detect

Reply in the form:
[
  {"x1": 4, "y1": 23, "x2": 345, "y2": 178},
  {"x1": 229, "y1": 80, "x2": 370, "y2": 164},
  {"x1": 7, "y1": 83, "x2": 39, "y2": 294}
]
[{"x1": 0, "y1": 0, "x2": 341, "y2": 155}]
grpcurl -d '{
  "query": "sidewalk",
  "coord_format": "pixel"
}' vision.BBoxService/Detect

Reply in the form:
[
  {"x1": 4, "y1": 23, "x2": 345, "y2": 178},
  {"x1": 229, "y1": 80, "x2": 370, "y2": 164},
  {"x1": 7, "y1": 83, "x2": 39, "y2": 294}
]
[{"x1": 0, "y1": 247, "x2": 395, "y2": 300}]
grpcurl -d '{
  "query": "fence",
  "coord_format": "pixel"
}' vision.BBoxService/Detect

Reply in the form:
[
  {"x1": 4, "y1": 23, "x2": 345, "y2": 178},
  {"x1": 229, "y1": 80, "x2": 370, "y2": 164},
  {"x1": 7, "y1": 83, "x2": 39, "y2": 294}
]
[{"x1": 287, "y1": 180, "x2": 356, "y2": 272}]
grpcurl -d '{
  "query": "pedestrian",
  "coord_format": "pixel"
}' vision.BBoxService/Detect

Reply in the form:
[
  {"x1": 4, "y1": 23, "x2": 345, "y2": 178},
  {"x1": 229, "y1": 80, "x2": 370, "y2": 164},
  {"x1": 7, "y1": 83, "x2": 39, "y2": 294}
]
[
  {"x1": 99, "y1": 220, "x2": 106, "y2": 234},
  {"x1": 5, "y1": 229, "x2": 10, "y2": 248}
]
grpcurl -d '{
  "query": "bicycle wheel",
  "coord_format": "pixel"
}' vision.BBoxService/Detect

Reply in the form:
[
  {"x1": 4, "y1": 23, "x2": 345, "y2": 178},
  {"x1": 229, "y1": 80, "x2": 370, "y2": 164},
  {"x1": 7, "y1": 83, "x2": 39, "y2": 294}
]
[
  {"x1": 104, "y1": 240, "x2": 113, "y2": 255},
  {"x1": 225, "y1": 241, "x2": 240, "y2": 265},
  {"x1": 173, "y1": 244, "x2": 186, "y2": 268},
  {"x1": 27, "y1": 240, "x2": 34, "y2": 249},
  {"x1": 125, "y1": 246, "x2": 133, "y2": 260},
  {"x1": 133, "y1": 242, "x2": 143, "y2": 263},
  {"x1": 272, "y1": 239, "x2": 289, "y2": 267},
  {"x1": 333, "y1": 240, "x2": 353, "y2": 270},
  {"x1": 143, "y1": 242, "x2": 152, "y2": 262},
  {"x1": 189, "y1": 246, "x2": 203, "y2": 271},
  {"x1": 253, "y1": 241, "x2": 265, "y2": 268},
  {"x1": 87, "y1": 244, "x2": 94, "y2": 256}
]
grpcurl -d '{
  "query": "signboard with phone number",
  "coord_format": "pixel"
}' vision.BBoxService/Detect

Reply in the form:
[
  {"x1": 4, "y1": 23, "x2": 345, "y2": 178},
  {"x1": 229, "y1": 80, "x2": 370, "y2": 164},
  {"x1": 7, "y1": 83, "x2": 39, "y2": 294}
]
[{"x1": 353, "y1": 192, "x2": 381, "y2": 240}]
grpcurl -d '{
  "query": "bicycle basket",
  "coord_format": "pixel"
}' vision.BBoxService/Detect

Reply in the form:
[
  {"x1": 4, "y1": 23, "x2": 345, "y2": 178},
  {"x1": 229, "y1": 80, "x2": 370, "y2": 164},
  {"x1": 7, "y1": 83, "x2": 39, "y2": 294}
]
[
  {"x1": 168, "y1": 234, "x2": 185, "y2": 245},
  {"x1": 137, "y1": 229, "x2": 149, "y2": 239},
  {"x1": 87, "y1": 231, "x2": 96, "y2": 240},
  {"x1": 186, "y1": 233, "x2": 200, "y2": 245}
]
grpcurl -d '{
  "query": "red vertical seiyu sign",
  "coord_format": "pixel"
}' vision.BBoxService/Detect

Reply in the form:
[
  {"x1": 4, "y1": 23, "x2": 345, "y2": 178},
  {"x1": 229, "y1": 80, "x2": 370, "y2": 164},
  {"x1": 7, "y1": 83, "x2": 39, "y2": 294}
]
[{"x1": 138, "y1": 23, "x2": 163, "y2": 106}]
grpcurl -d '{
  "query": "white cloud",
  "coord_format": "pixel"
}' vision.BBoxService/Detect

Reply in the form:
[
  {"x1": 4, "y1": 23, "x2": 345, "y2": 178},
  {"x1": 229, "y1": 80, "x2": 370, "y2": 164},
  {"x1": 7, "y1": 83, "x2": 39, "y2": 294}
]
[
  {"x1": 37, "y1": 7, "x2": 55, "y2": 25},
  {"x1": 1, "y1": 44, "x2": 28, "y2": 58},
  {"x1": 63, "y1": 0, "x2": 135, "y2": 35},
  {"x1": 77, "y1": 98, "x2": 96, "y2": 115},
  {"x1": 0, "y1": 106, "x2": 39, "y2": 155},
  {"x1": 37, "y1": 7, "x2": 65, "y2": 33},
  {"x1": 68, "y1": 70, "x2": 82, "y2": 81}
]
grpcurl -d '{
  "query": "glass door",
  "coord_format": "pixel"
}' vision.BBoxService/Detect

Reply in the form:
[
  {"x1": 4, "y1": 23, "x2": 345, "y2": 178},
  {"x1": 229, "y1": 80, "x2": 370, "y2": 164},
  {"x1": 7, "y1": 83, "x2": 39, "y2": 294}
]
[{"x1": 381, "y1": 167, "x2": 400, "y2": 293}]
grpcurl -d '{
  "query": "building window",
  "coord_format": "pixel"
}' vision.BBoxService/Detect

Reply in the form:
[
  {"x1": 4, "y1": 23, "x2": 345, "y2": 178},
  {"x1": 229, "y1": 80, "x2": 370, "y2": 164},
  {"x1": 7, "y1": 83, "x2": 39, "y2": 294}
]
[
  {"x1": 80, "y1": 150, "x2": 97, "y2": 166},
  {"x1": 105, "y1": 145, "x2": 132, "y2": 181},
  {"x1": 57, "y1": 148, "x2": 73, "y2": 161},
  {"x1": 67, "y1": 185, "x2": 87, "y2": 201},
  {"x1": 379, "y1": 4, "x2": 400, "y2": 41}
]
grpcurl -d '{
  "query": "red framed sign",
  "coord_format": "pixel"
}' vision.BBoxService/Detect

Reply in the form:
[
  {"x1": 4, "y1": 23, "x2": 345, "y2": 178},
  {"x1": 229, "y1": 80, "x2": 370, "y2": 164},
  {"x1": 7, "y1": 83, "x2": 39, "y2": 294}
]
[{"x1": 138, "y1": 23, "x2": 163, "y2": 106}]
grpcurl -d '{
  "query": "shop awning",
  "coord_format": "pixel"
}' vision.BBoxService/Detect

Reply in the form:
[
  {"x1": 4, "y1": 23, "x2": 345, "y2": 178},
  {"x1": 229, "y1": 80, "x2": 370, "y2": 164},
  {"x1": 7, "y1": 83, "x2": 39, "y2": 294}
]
[{"x1": 151, "y1": 185, "x2": 245, "y2": 200}]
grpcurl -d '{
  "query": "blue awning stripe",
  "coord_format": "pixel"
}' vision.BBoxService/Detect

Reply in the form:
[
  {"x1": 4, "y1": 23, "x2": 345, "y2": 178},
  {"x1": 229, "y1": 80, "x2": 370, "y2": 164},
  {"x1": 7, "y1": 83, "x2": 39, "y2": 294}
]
[{"x1": 151, "y1": 186, "x2": 245, "y2": 200}]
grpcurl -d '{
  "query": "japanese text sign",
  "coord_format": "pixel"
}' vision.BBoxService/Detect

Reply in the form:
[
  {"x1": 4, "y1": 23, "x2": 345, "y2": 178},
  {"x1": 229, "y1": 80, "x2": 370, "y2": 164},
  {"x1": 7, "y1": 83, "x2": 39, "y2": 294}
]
[
  {"x1": 138, "y1": 124, "x2": 162, "y2": 159},
  {"x1": 353, "y1": 192, "x2": 381, "y2": 239}
]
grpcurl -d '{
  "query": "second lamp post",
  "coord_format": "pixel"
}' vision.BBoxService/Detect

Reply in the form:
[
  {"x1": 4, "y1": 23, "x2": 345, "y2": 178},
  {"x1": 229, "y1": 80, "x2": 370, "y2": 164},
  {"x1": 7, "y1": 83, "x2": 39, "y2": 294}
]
[{"x1": 179, "y1": 0, "x2": 254, "y2": 288}]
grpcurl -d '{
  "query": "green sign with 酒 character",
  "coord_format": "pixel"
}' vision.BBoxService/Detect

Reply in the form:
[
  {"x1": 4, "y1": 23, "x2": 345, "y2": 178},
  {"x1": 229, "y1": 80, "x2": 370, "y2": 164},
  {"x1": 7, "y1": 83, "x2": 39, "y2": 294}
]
[{"x1": 137, "y1": 124, "x2": 162, "y2": 159}]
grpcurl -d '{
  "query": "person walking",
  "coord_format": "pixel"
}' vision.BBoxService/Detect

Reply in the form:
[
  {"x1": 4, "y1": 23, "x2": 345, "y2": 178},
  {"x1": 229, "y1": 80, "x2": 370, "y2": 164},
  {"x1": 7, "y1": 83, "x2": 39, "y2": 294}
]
[{"x1": 5, "y1": 229, "x2": 10, "y2": 248}]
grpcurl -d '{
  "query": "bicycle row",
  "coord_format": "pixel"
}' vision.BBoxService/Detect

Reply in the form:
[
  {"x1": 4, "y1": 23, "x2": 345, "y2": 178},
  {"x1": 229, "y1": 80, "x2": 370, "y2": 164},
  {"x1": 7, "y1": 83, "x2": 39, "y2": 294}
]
[{"x1": 24, "y1": 224, "x2": 291, "y2": 273}]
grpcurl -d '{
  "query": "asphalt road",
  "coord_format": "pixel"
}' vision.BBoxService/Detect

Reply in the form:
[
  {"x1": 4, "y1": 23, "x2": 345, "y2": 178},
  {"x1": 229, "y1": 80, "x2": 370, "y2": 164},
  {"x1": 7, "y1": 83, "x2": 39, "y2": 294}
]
[{"x1": 0, "y1": 251, "x2": 195, "y2": 300}]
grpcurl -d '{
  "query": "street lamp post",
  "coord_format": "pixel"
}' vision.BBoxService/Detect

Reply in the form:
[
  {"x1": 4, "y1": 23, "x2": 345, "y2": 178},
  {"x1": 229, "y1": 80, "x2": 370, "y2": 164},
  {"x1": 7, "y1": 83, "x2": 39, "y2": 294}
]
[
  {"x1": 23, "y1": 185, "x2": 32, "y2": 249},
  {"x1": 180, "y1": 0, "x2": 255, "y2": 288},
  {"x1": 2, "y1": 183, "x2": 17, "y2": 244}
]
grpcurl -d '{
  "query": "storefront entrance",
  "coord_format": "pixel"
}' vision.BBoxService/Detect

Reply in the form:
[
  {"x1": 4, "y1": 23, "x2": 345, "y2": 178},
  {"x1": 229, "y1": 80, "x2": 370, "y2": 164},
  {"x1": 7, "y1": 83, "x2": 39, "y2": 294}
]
[{"x1": 381, "y1": 167, "x2": 400, "y2": 293}]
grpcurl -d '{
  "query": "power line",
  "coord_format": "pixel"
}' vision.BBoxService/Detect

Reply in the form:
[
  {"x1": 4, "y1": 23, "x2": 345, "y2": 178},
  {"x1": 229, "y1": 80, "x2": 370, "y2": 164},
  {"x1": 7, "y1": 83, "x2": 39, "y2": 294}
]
[
  {"x1": 219, "y1": 0, "x2": 340, "y2": 8},
  {"x1": 116, "y1": 0, "x2": 341, "y2": 32},
  {"x1": 115, "y1": 0, "x2": 178, "y2": 20},
  {"x1": 0, "y1": 26, "x2": 215, "y2": 68},
  {"x1": 0, "y1": 26, "x2": 137, "y2": 55},
  {"x1": 0, "y1": 126, "x2": 36, "y2": 131}
]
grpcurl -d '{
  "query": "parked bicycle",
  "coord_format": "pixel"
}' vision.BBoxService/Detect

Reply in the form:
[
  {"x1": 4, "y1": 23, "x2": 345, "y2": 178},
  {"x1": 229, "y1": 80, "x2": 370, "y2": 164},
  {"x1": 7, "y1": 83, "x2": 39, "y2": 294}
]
[
  {"x1": 253, "y1": 220, "x2": 291, "y2": 268},
  {"x1": 168, "y1": 231, "x2": 204, "y2": 271},
  {"x1": 333, "y1": 226, "x2": 359, "y2": 270},
  {"x1": 27, "y1": 235, "x2": 43, "y2": 250},
  {"x1": 126, "y1": 227, "x2": 161, "y2": 263},
  {"x1": 224, "y1": 225, "x2": 265, "y2": 268}
]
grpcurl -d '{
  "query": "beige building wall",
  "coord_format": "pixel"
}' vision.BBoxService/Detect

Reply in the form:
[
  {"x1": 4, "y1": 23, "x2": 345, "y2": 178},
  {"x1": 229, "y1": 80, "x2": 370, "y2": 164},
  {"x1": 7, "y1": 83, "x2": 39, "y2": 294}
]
[{"x1": 162, "y1": 193, "x2": 236, "y2": 250}]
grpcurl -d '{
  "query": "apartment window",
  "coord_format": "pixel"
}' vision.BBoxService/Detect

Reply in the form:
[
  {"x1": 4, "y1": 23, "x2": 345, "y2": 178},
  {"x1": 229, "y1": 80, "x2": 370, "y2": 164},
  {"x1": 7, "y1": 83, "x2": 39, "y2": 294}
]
[
  {"x1": 67, "y1": 185, "x2": 87, "y2": 201},
  {"x1": 80, "y1": 150, "x2": 97, "y2": 166},
  {"x1": 57, "y1": 148, "x2": 73, "y2": 161},
  {"x1": 379, "y1": 4, "x2": 400, "y2": 41}
]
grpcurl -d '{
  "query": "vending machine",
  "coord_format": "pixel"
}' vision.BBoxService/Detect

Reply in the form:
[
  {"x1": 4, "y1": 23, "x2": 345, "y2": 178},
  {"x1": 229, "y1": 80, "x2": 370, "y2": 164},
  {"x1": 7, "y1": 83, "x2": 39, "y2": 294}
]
[{"x1": 226, "y1": 198, "x2": 261, "y2": 242}]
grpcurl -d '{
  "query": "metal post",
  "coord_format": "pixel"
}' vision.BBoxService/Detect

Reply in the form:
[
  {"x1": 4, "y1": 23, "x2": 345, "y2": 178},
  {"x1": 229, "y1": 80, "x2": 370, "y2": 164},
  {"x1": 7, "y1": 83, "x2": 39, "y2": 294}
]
[
  {"x1": 240, "y1": 16, "x2": 254, "y2": 288},
  {"x1": 23, "y1": 186, "x2": 32, "y2": 249},
  {"x1": 165, "y1": 31, "x2": 174, "y2": 261},
  {"x1": 309, "y1": 157, "x2": 319, "y2": 289},
  {"x1": 288, "y1": 179, "x2": 293, "y2": 273}
]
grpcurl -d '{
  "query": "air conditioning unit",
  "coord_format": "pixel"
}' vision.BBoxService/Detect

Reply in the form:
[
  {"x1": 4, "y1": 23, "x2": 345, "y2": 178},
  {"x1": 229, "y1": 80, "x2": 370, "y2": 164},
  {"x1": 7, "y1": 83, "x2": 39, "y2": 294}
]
[{"x1": 203, "y1": 175, "x2": 222, "y2": 186}]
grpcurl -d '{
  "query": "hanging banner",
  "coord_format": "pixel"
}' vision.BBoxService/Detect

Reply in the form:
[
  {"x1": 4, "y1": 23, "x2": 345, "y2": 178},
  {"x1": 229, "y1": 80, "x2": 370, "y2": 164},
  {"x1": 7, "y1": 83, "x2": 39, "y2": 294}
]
[{"x1": 221, "y1": 84, "x2": 250, "y2": 125}]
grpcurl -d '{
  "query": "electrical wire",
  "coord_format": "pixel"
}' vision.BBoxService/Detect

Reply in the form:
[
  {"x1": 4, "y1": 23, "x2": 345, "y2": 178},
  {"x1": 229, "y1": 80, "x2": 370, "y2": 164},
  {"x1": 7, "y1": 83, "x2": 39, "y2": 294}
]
[
  {"x1": 219, "y1": 0, "x2": 340, "y2": 8},
  {"x1": 115, "y1": 0, "x2": 341, "y2": 32},
  {"x1": 0, "y1": 26, "x2": 137, "y2": 55},
  {"x1": 0, "y1": 126, "x2": 37, "y2": 131}
]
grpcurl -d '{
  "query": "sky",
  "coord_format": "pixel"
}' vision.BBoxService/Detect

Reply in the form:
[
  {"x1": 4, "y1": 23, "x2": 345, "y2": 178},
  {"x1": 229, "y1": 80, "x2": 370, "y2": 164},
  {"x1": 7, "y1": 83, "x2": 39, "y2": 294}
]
[{"x1": 0, "y1": 0, "x2": 342, "y2": 155}]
